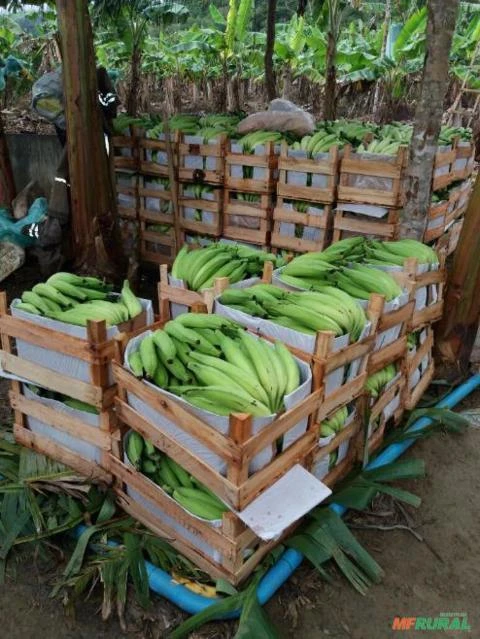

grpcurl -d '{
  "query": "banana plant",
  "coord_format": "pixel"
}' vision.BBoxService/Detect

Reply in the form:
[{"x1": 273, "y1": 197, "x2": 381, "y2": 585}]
[{"x1": 91, "y1": 0, "x2": 189, "y2": 116}]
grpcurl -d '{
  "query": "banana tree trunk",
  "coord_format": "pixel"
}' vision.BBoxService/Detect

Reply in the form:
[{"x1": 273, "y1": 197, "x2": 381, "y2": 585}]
[
  {"x1": 436, "y1": 172, "x2": 480, "y2": 378},
  {"x1": 127, "y1": 43, "x2": 141, "y2": 117},
  {"x1": 372, "y1": 0, "x2": 392, "y2": 120},
  {"x1": 324, "y1": 30, "x2": 337, "y2": 120},
  {"x1": 0, "y1": 111, "x2": 16, "y2": 208},
  {"x1": 56, "y1": 0, "x2": 126, "y2": 277},
  {"x1": 297, "y1": 0, "x2": 308, "y2": 16},
  {"x1": 400, "y1": 0, "x2": 460, "y2": 240},
  {"x1": 265, "y1": 0, "x2": 277, "y2": 102}
]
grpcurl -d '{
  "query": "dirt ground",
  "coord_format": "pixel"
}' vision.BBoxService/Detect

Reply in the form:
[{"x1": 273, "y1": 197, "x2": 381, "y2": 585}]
[{"x1": 1, "y1": 265, "x2": 479, "y2": 639}]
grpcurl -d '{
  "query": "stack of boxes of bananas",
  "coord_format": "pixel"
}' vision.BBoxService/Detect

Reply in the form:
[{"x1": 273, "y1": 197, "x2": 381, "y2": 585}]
[
  {"x1": 138, "y1": 176, "x2": 176, "y2": 266},
  {"x1": 0, "y1": 275, "x2": 152, "y2": 481},
  {"x1": 335, "y1": 139, "x2": 408, "y2": 242},
  {"x1": 404, "y1": 328, "x2": 435, "y2": 411},
  {"x1": 223, "y1": 132, "x2": 282, "y2": 246},
  {"x1": 110, "y1": 312, "x2": 320, "y2": 583},
  {"x1": 178, "y1": 182, "x2": 223, "y2": 240},
  {"x1": 272, "y1": 135, "x2": 340, "y2": 253},
  {"x1": 173, "y1": 115, "x2": 239, "y2": 244},
  {"x1": 158, "y1": 242, "x2": 285, "y2": 319}
]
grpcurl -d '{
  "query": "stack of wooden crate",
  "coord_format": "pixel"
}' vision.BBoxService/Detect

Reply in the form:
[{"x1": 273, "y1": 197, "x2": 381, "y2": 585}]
[
  {"x1": 137, "y1": 130, "x2": 177, "y2": 266},
  {"x1": 271, "y1": 142, "x2": 339, "y2": 254},
  {"x1": 176, "y1": 132, "x2": 226, "y2": 244},
  {"x1": 222, "y1": 140, "x2": 278, "y2": 248},
  {"x1": 334, "y1": 145, "x2": 408, "y2": 242}
]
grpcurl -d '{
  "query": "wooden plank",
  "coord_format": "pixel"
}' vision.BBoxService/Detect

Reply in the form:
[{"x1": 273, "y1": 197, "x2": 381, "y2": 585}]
[
  {"x1": 316, "y1": 373, "x2": 368, "y2": 422},
  {"x1": 370, "y1": 377, "x2": 406, "y2": 421},
  {"x1": 0, "y1": 351, "x2": 105, "y2": 407},
  {"x1": 378, "y1": 302, "x2": 414, "y2": 332},
  {"x1": 333, "y1": 210, "x2": 399, "y2": 238},
  {"x1": 410, "y1": 301, "x2": 444, "y2": 330},
  {"x1": 0, "y1": 313, "x2": 113, "y2": 361},
  {"x1": 369, "y1": 337, "x2": 407, "y2": 374},
  {"x1": 242, "y1": 388, "x2": 323, "y2": 458},
  {"x1": 10, "y1": 391, "x2": 111, "y2": 449},
  {"x1": 238, "y1": 430, "x2": 316, "y2": 509},
  {"x1": 14, "y1": 424, "x2": 111, "y2": 484},
  {"x1": 405, "y1": 363, "x2": 434, "y2": 410}
]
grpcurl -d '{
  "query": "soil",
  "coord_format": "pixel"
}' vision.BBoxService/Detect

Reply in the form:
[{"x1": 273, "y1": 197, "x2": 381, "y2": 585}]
[{"x1": 0, "y1": 265, "x2": 479, "y2": 639}]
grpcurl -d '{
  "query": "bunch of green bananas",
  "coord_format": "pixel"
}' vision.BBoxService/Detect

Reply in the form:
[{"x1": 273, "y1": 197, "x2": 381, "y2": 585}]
[
  {"x1": 439, "y1": 125, "x2": 472, "y2": 144},
  {"x1": 357, "y1": 139, "x2": 403, "y2": 156},
  {"x1": 319, "y1": 406, "x2": 349, "y2": 438},
  {"x1": 407, "y1": 332, "x2": 418, "y2": 350},
  {"x1": 16, "y1": 274, "x2": 143, "y2": 327},
  {"x1": 290, "y1": 129, "x2": 343, "y2": 157},
  {"x1": 128, "y1": 313, "x2": 301, "y2": 415},
  {"x1": 364, "y1": 364, "x2": 397, "y2": 398},
  {"x1": 236, "y1": 130, "x2": 284, "y2": 155},
  {"x1": 218, "y1": 283, "x2": 367, "y2": 341},
  {"x1": 171, "y1": 242, "x2": 285, "y2": 291},
  {"x1": 126, "y1": 432, "x2": 228, "y2": 521},
  {"x1": 364, "y1": 239, "x2": 439, "y2": 267}
]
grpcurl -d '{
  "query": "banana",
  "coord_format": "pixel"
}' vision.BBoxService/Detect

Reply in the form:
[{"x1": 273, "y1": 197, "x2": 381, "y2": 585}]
[
  {"x1": 127, "y1": 431, "x2": 144, "y2": 469},
  {"x1": 139, "y1": 334, "x2": 158, "y2": 379},
  {"x1": 274, "y1": 341, "x2": 300, "y2": 395},
  {"x1": 164, "y1": 457, "x2": 194, "y2": 489},
  {"x1": 237, "y1": 331, "x2": 275, "y2": 405},
  {"x1": 152, "y1": 330, "x2": 177, "y2": 364},
  {"x1": 21, "y1": 291, "x2": 52, "y2": 315},
  {"x1": 191, "y1": 253, "x2": 232, "y2": 291},
  {"x1": 215, "y1": 330, "x2": 258, "y2": 378},
  {"x1": 189, "y1": 351, "x2": 271, "y2": 406},
  {"x1": 32, "y1": 283, "x2": 75, "y2": 307},
  {"x1": 165, "y1": 321, "x2": 219, "y2": 356},
  {"x1": 174, "y1": 313, "x2": 235, "y2": 331},
  {"x1": 121, "y1": 280, "x2": 143, "y2": 319},
  {"x1": 153, "y1": 359, "x2": 169, "y2": 388},
  {"x1": 46, "y1": 277, "x2": 88, "y2": 301},
  {"x1": 129, "y1": 351, "x2": 144, "y2": 377},
  {"x1": 172, "y1": 489, "x2": 225, "y2": 520},
  {"x1": 14, "y1": 301, "x2": 42, "y2": 315}
]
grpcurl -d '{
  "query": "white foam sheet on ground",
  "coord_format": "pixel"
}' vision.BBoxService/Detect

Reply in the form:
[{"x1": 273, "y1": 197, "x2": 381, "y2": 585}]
[
  {"x1": 234, "y1": 464, "x2": 332, "y2": 541},
  {"x1": 124, "y1": 331, "x2": 312, "y2": 474}
]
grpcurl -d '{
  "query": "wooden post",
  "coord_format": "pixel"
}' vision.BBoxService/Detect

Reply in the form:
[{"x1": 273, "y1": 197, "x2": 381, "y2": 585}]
[
  {"x1": 436, "y1": 172, "x2": 480, "y2": 378},
  {"x1": 56, "y1": 0, "x2": 126, "y2": 278}
]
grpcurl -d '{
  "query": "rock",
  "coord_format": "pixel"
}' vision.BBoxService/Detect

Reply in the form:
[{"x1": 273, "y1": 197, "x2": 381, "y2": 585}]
[
  {"x1": 268, "y1": 98, "x2": 303, "y2": 113},
  {"x1": 0, "y1": 241, "x2": 25, "y2": 283},
  {"x1": 237, "y1": 110, "x2": 315, "y2": 137}
]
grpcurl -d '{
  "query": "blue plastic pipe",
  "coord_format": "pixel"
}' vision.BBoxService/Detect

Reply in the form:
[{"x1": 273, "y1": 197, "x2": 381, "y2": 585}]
[
  {"x1": 78, "y1": 374, "x2": 480, "y2": 616},
  {"x1": 138, "y1": 374, "x2": 480, "y2": 615}
]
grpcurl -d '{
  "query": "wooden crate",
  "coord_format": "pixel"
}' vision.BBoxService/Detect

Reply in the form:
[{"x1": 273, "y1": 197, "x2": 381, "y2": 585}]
[
  {"x1": 109, "y1": 441, "x2": 299, "y2": 586},
  {"x1": 453, "y1": 140, "x2": 475, "y2": 181},
  {"x1": 271, "y1": 198, "x2": 332, "y2": 253},
  {"x1": 140, "y1": 224, "x2": 176, "y2": 267},
  {"x1": 332, "y1": 207, "x2": 400, "y2": 242},
  {"x1": 177, "y1": 133, "x2": 226, "y2": 185},
  {"x1": 225, "y1": 141, "x2": 278, "y2": 194},
  {"x1": 404, "y1": 327, "x2": 434, "y2": 411},
  {"x1": 446, "y1": 218, "x2": 464, "y2": 256},
  {"x1": 432, "y1": 142, "x2": 457, "y2": 191},
  {"x1": 112, "y1": 134, "x2": 138, "y2": 172},
  {"x1": 223, "y1": 191, "x2": 273, "y2": 246},
  {"x1": 338, "y1": 145, "x2": 408, "y2": 207},
  {"x1": 276, "y1": 143, "x2": 339, "y2": 204},
  {"x1": 424, "y1": 200, "x2": 448, "y2": 243},
  {"x1": 178, "y1": 184, "x2": 223, "y2": 238},
  {"x1": 367, "y1": 372, "x2": 406, "y2": 454},
  {"x1": 158, "y1": 261, "x2": 274, "y2": 319},
  {"x1": 0, "y1": 293, "x2": 121, "y2": 482},
  {"x1": 112, "y1": 352, "x2": 321, "y2": 512},
  {"x1": 140, "y1": 135, "x2": 176, "y2": 179},
  {"x1": 139, "y1": 177, "x2": 174, "y2": 225}
]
